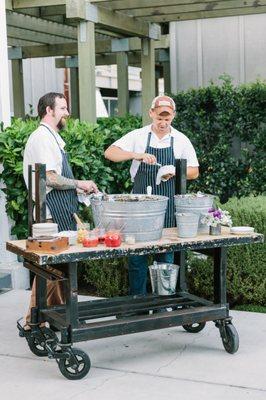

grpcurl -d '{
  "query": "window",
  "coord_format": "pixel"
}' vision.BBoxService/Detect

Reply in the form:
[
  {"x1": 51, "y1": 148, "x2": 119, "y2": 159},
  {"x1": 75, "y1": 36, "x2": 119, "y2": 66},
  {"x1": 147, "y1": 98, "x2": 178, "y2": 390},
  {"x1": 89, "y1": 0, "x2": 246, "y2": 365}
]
[{"x1": 103, "y1": 97, "x2": 118, "y2": 117}]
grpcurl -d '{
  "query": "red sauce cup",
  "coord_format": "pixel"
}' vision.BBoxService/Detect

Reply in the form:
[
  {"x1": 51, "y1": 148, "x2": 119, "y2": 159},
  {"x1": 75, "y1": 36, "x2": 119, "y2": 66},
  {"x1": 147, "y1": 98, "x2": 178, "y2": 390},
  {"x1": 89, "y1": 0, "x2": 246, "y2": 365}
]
[
  {"x1": 82, "y1": 236, "x2": 99, "y2": 247},
  {"x1": 105, "y1": 232, "x2": 122, "y2": 247}
]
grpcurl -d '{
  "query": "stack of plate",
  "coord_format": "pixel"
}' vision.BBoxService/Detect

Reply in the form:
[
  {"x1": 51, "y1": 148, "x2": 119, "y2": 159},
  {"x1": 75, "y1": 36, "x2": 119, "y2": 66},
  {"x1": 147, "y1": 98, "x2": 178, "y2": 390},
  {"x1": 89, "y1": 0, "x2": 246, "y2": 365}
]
[
  {"x1": 230, "y1": 226, "x2": 254, "y2": 235},
  {"x1": 32, "y1": 223, "x2": 58, "y2": 238}
]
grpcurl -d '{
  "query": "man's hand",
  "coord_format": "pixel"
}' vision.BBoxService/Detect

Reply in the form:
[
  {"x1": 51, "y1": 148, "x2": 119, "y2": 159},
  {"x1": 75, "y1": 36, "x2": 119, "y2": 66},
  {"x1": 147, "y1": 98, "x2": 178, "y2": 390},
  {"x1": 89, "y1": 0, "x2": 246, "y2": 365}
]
[
  {"x1": 76, "y1": 180, "x2": 98, "y2": 194},
  {"x1": 134, "y1": 153, "x2": 157, "y2": 165}
]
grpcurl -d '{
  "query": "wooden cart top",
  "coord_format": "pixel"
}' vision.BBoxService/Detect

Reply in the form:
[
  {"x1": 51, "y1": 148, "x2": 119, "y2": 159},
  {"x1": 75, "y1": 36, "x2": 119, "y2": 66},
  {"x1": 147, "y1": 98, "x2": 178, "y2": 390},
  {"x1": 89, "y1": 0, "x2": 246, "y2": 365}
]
[{"x1": 6, "y1": 227, "x2": 264, "y2": 266}]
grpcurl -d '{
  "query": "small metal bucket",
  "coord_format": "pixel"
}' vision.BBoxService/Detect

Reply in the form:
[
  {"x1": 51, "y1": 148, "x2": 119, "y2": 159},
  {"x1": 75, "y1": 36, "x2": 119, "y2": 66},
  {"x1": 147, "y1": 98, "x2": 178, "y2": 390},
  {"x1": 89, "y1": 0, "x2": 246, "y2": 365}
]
[
  {"x1": 174, "y1": 194, "x2": 214, "y2": 233},
  {"x1": 175, "y1": 212, "x2": 199, "y2": 238},
  {"x1": 148, "y1": 262, "x2": 180, "y2": 296}
]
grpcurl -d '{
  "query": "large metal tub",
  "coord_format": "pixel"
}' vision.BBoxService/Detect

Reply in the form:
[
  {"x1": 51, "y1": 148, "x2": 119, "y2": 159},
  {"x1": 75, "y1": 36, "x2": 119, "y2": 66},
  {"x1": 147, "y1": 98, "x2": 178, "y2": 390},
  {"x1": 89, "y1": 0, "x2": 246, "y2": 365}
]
[
  {"x1": 91, "y1": 194, "x2": 168, "y2": 242},
  {"x1": 174, "y1": 193, "x2": 214, "y2": 234}
]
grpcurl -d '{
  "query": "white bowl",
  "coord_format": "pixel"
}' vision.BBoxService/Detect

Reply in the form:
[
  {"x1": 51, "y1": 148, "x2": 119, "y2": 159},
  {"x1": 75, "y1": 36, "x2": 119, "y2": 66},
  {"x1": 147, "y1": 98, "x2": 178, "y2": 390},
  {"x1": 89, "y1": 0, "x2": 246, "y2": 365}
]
[{"x1": 230, "y1": 226, "x2": 254, "y2": 235}]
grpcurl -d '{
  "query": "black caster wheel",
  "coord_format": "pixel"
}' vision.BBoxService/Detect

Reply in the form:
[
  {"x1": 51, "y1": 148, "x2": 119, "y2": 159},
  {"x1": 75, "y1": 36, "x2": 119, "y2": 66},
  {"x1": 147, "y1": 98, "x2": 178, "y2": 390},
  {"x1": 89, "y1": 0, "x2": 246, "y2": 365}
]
[
  {"x1": 183, "y1": 322, "x2": 206, "y2": 333},
  {"x1": 219, "y1": 323, "x2": 239, "y2": 354},
  {"x1": 27, "y1": 327, "x2": 58, "y2": 357},
  {"x1": 58, "y1": 348, "x2": 91, "y2": 380}
]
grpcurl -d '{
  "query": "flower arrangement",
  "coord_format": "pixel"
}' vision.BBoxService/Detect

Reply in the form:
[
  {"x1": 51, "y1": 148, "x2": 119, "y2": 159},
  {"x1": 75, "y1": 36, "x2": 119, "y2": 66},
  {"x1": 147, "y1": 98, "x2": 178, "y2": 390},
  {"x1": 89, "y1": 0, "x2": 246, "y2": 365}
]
[{"x1": 201, "y1": 208, "x2": 232, "y2": 227}]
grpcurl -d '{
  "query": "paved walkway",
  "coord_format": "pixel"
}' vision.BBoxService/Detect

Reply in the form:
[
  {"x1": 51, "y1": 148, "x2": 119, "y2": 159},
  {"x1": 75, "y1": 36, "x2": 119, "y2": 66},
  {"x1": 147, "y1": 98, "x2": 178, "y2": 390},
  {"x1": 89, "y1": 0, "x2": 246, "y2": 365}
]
[{"x1": 0, "y1": 289, "x2": 265, "y2": 400}]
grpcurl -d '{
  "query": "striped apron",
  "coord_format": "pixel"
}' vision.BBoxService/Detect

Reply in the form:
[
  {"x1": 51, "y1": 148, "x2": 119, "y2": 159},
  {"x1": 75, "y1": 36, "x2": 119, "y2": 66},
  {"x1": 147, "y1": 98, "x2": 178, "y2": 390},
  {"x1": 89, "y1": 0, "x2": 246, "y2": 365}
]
[
  {"x1": 132, "y1": 132, "x2": 176, "y2": 228},
  {"x1": 40, "y1": 124, "x2": 78, "y2": 232}
]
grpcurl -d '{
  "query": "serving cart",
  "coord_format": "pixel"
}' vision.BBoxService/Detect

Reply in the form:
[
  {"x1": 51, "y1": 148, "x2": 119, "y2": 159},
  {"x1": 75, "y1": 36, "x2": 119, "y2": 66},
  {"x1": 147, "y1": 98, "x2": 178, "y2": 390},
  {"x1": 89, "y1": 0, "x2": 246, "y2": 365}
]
[{"x1": 6, "y1": 161, "x2": 264, "y2": 380}]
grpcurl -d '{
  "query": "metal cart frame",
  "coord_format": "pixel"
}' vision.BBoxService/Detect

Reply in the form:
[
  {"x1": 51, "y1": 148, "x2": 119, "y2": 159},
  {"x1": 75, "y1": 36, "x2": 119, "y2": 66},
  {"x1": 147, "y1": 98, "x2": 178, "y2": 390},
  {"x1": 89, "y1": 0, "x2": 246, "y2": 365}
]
[{"x1": 6, "y1": 161, "x2": 264, "y2": 380}]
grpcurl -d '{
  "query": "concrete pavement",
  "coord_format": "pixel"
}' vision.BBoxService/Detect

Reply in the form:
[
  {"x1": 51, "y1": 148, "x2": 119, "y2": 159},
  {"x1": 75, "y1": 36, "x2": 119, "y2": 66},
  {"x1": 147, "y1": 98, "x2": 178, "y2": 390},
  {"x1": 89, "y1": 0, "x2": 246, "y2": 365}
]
[{"x1": 0, "y1": 289, "x2": 265, "y2": 400}]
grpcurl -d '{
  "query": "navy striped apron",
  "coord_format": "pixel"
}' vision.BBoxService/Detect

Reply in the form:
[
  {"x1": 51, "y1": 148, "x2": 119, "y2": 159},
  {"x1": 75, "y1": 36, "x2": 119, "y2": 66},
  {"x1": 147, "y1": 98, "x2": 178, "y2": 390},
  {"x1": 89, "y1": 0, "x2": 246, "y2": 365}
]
[
  {"x1": 132, "y1": 132, "x2": 176, "y2": 228},
  {"x1": 40, "y1": 124, "x2": 78, "y2": 232}
]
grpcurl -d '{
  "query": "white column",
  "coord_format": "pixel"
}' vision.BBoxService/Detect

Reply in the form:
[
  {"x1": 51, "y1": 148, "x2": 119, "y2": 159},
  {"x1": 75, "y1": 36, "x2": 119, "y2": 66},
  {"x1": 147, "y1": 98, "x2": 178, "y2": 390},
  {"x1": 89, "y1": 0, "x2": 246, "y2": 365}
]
[
  {"x1": 0, "y1": 1, "x2": 11, "y2": 126},
  {"x1": 0, "y1": 4, "x2": 29, "y2": 289}
]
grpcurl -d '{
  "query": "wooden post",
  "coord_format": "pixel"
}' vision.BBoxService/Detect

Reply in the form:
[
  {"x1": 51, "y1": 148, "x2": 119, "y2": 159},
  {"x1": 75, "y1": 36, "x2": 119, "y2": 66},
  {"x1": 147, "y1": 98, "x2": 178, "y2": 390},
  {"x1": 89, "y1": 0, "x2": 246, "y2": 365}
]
[
  {"x1": 77, "y1": 20, "x2": 96, "y2": 122},
  {"x1": 117, "y1": 52, "x2": 129, "y2": 116},
  {"x1": 11, "y1": 59, "x2": 25, "y2": 118},
  {"x1": 141, "y1": 38, "x2": 155, "y2": 126},
  {"x1": 162, "y1": 60, "x2": 171, "y2": 94},
  {"x1": 70, "y1": 66, "x2": 80, "y2": 119}
]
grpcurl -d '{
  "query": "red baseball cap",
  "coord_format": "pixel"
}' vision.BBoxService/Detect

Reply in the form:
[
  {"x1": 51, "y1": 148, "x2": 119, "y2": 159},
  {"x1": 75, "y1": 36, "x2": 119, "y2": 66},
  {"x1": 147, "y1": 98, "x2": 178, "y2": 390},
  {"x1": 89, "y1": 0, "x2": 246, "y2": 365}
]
[{"x1": 150, "y1": 95, "x2": 176, "y2": 114}]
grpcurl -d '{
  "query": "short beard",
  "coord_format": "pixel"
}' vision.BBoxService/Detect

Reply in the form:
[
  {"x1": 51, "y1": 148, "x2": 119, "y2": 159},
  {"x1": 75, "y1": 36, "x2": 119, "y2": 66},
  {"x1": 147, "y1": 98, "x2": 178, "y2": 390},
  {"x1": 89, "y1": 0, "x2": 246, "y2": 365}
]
[{"x1": 57, "y1": 118, "x2": 65, "y2": 131}]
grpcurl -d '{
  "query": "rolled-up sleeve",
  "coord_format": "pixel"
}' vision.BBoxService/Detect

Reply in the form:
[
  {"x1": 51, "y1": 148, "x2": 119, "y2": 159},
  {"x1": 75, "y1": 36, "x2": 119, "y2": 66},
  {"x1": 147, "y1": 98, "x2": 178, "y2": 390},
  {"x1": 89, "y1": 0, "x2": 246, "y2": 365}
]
[
  {"x1": 182, "y1": 140, "x2": 199, "y2": 167},
  {"x1": 112, "y1": 130, "x2": 137, "y2": 152}
]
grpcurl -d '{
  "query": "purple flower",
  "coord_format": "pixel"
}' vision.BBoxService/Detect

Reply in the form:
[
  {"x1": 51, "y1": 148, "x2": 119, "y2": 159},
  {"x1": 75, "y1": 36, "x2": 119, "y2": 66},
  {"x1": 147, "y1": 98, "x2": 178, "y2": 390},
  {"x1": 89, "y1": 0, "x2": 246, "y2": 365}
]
[
  {"x1": 213, "y1": 210, "x2": 222, "y2": 219},
  {"x1": 208, "y1": 207, "x2": 215, "y2": 213}
]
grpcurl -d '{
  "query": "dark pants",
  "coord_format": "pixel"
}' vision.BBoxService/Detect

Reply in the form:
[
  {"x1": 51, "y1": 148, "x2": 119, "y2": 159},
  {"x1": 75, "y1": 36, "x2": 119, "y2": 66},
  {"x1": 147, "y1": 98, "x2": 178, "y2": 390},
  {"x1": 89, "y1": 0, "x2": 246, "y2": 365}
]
[{"x1": 128, "y1": 252, "x2": 174, "y2": 295}]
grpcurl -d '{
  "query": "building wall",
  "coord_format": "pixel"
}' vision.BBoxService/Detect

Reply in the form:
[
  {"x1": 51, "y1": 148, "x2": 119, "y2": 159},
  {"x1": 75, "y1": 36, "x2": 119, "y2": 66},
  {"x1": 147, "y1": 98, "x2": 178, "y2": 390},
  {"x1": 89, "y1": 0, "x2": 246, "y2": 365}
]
[
  {"x1": 170, "y1": 13, "x2": 266, "y2": 92},
  {"x1": 9, "y1": 57, "x2": 64, "y2": 116},
  {"x1": 9, "y1": 58, "x2": 142, "y2": 116}
]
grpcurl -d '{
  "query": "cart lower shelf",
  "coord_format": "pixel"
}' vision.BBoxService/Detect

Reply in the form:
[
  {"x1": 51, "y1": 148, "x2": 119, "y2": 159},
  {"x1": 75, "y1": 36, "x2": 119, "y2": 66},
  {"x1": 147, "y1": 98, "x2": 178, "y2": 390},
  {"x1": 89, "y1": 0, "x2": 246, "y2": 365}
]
[{"x1": 18, "y1": 292, "x2": 240, "y2": 380}]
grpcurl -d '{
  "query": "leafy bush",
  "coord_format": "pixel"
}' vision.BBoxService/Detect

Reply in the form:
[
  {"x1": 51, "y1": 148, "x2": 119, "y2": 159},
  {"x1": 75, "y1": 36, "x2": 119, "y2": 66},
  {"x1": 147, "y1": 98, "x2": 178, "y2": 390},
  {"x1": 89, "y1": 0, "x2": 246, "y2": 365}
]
[
  {"x1": 187, "y1": 196, "x2": 266, "y2": 306},
  {"x1": 95, "y1": 114, "x2": 142, "y2": 193},
  {"x1": 0, "y1": 118, "x2": 39, "y2": 238},
  {"x1": 172, "y1": 77, "x2": 266, "y2": 202},
  {"x1": 0, "y1": 116, "x2": 141, "y2": 238},
  {"x1": 81, "y1": 258, "x2": 128, "y2": 297}
]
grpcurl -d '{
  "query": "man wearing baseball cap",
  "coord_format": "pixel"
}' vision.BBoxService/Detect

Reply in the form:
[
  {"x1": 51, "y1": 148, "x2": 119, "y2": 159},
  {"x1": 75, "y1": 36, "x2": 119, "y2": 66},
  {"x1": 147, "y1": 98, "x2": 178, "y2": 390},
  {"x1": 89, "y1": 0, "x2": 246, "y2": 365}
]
[{"x1": 105, "y1": 95, "x2": 199, "y2": 298}]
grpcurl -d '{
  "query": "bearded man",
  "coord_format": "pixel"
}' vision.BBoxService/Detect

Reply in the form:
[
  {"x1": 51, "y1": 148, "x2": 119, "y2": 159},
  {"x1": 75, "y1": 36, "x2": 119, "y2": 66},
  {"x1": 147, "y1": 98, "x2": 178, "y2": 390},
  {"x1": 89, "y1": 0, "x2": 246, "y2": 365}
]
[{"x1": 22, "y1": 92, "x2": 98, "y2": 329}]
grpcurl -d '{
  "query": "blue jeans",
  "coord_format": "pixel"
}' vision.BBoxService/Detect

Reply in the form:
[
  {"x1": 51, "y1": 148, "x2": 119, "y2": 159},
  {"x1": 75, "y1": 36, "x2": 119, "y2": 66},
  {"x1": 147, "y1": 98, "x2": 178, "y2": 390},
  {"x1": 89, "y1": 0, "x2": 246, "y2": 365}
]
[{"x1": 128, "y1": 252, "x2": 174, "y2": 295}]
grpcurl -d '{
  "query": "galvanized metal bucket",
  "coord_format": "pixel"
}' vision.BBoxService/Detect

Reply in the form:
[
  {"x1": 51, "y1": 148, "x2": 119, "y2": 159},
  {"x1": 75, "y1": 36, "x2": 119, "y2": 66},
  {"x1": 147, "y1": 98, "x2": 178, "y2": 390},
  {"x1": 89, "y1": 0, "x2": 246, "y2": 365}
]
[
  {"x1": 149, "y1": 262, "x2": 180, "y2": 296},
  {"x1": 175, "y1": 212, "x2": 199, "y2": 238},
  {"x1": 91, "y1": 194, "x2": 169, "y2": 242},
  {"x1": 174, "y1": 193, "x2": 214, "y2": 233}
]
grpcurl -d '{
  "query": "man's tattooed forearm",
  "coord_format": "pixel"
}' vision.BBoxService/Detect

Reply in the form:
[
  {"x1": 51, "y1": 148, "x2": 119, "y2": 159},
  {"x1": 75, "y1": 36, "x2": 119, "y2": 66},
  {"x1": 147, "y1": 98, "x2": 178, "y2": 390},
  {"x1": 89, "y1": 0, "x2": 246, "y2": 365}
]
[{"x1": 46, "y1": 172, "x2": 77, "y2": 190}]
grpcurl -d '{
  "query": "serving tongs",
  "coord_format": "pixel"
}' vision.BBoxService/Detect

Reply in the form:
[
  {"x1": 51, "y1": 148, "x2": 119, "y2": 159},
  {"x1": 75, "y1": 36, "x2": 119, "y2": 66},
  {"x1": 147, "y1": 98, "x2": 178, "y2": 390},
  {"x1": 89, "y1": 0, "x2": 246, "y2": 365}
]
[{"x1": 73, "y1": 213, "x2": 86, "y2": 229}]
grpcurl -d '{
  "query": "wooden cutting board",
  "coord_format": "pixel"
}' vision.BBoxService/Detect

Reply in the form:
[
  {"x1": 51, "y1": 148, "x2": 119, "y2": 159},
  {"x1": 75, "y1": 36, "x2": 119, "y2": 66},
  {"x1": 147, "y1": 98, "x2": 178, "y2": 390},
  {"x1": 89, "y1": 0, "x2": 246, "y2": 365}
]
[{"x1": 26, "y1": 236, "x2": 69, "y2": 253}]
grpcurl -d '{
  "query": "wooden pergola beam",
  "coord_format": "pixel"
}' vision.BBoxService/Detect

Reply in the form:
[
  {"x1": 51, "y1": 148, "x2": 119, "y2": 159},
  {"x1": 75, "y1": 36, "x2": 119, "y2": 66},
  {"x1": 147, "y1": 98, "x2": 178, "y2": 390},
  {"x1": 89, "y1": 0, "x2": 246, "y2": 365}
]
[
  {"x1": 8, "y1": 35, "x2": 169, "y2": 59},
  {"x1": 54, "y1": 49, "x2": 168, "y2": 68},
  {"x1": 8, "y1": 38, "x2": 39, "y2": 47},
  {"x1": 90, "y1": 0, "x2": 266, "y2": 10},
  {"x1": 7, "y1": 26, "x2": 74, "y2": 45},
  {"x1": 5, "y1": 0, "x2": 14, "y2": 11},
  {"x1": 127, "y1": 0, "x2": 266, "y2": 19},
  {"x1": 140, "y1": 5, "x2": 266, "y2": 22},
  {"x1": 6, "y1": 11, "x2": 77, "y2": 40},
  {"x1": 66, "y1": 0, "x2": 160, "y2": 38},
  {"x1": 11, "y1": 0, "x2": 65, "y2": 8},
  {"x1": 40, "y1": 5, "x2": 66, "y2": 17}
]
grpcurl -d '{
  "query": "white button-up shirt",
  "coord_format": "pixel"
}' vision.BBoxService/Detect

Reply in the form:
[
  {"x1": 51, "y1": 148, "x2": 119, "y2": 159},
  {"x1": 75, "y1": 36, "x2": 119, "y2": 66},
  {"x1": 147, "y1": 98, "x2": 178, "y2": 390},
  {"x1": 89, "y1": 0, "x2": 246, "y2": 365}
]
[
  {"x1": 23, "y1": 123, "x2": 66, "y2": 218},
  {"x1": 112, "y1": 124, "x2": 199, "y2": 181}
]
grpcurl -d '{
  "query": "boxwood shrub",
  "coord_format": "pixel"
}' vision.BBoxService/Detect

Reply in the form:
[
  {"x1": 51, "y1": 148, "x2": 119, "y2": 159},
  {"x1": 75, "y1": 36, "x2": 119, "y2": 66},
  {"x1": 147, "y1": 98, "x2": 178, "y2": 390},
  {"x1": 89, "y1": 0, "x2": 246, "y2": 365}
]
[{"x1": 187, "y1": 196, "x2": 265, "y2": 306}]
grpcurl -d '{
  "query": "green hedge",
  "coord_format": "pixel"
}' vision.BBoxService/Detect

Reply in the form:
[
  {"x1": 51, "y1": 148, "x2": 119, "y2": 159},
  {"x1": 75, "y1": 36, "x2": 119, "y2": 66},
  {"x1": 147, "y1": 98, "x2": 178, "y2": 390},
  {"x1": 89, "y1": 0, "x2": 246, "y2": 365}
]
[
  {"x1": 187, "y1": 196, "x2": 266, "y2": 306},
  {"x1": 171, "y1": 76, "x2": 266, "y2": 202},
  {"x1": 0, "y1": 116, "x2": 139, "y2": 238}
]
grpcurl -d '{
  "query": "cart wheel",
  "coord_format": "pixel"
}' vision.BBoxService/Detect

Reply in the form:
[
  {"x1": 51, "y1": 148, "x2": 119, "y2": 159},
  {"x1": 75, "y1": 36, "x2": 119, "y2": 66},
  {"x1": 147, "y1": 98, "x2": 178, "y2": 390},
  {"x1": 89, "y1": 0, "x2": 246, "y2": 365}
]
[
  {"x1": 183, "y1": 322, "x2": 206, "y2": 333},
  {"x1": 27, "y1": 327, "x2": 58, "y2": 357},
  {"x1": 220, "y1": 323, "x2": 239, "y2": 354},
  {"x1": 58, "y1": 348, "x2": 91, "y2": 380}
]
